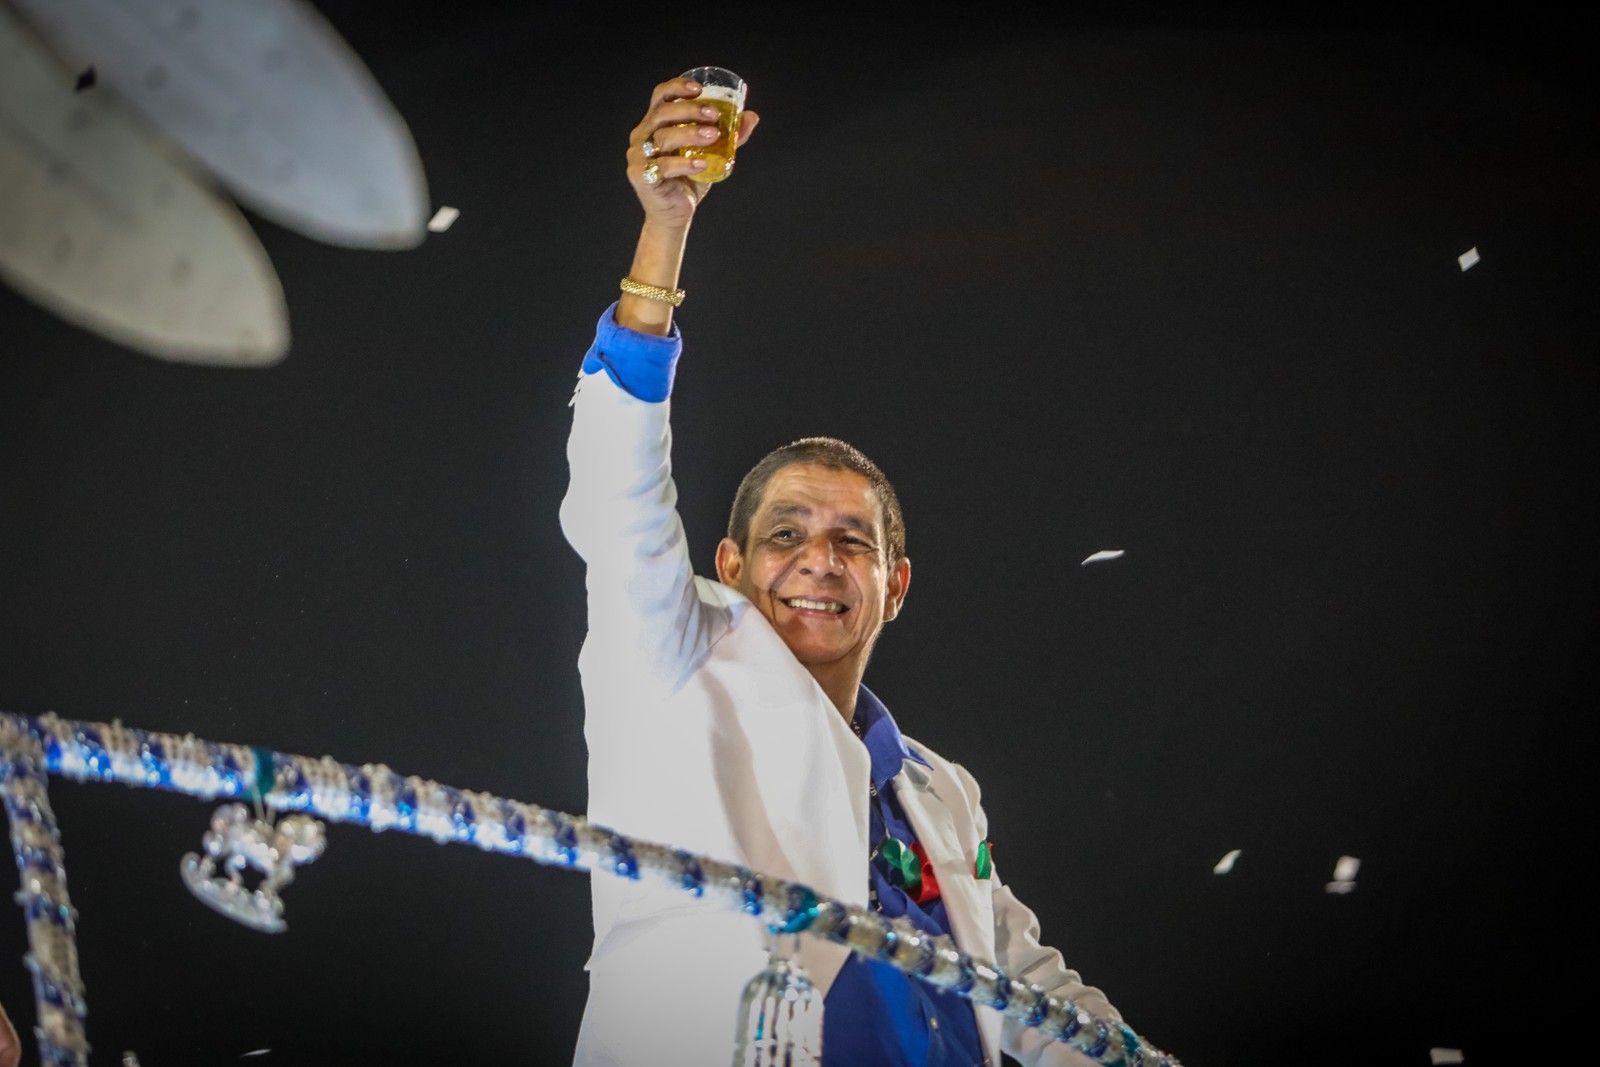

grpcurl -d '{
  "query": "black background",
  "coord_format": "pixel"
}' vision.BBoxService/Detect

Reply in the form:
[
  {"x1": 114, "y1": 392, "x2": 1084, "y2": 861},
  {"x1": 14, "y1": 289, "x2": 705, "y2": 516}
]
[{"x1": 1, "y1": 6, "x2": 1593, "y2": 1066}]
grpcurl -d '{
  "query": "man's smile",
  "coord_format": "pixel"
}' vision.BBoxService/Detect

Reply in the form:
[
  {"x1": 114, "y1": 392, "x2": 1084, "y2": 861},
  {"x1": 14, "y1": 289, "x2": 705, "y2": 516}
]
[{"x1": 779, "y1": 595, "x2": 848, "y2": 615}]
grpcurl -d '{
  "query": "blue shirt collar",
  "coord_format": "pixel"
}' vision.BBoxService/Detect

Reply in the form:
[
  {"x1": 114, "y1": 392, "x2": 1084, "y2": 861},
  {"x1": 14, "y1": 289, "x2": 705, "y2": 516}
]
[{"x1": 854, "y1": 684, "x2": 931, "y2": 790}]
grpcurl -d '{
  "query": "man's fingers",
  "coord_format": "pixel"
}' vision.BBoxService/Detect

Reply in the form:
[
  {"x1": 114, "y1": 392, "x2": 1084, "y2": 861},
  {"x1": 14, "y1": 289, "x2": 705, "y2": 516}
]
[
  {"x1": 0, "y1": 1001, "x2": 17, "y2": 1067},
  {"x1": 650, "y1": 76, "x2": 704, "y2": 108},
  {"x1": 624, "y1": 75, "x2": 752, "y2": 211},
  {"x1": 637, "y1": 121, "x2": 723, "y2": 158},
  {"x1": 636, "y1": 99, "x2": 720, "y2": 142},
  {"x1": 631, "y1": 104, "x2": 759, "y2": 159},
  {"x1": 630, "y1": 156, "x2": 710, "y2": 185},
  {"x1": 734, "y1": 108, "x2": 760, "y2": 147}
]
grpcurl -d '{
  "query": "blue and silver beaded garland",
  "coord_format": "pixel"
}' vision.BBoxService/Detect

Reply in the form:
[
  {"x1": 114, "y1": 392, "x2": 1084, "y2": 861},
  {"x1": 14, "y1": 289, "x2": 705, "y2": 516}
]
[
  {"x1": 2, "y1": 736, "x2": 91, "y2": 1067},
  {"x1": 0, "y1": 711, "x2": 1179, "y2": 1067}
]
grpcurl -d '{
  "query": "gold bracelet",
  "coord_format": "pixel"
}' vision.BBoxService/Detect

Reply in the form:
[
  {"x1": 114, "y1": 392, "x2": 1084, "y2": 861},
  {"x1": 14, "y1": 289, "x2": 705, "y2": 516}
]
[{"x1": 619, "y1": 277, "x2": 686, "y2": 307}]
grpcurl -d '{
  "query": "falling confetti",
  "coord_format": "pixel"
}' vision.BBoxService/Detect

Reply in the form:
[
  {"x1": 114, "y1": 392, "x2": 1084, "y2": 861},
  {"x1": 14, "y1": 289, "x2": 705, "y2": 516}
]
[
  {"x1": 1325, "y1": 855, "x2": 1360, "y2": 894},
  {"x1": 241, "y1": 1052, "x2": 272, "y2": 1059},
  {"x1": 1213, "y1": 849, "x2": 1241, "y2": 874},
  {"x1": 1429, "y1": 1050, "x2": 1464, "y2": 1064},
  {"x1": 1458, "y1": 247, "x2": 1480, "y2": 271},
  {"x1": 1080, "y1": 549, "x2": 1125, "y2": 566},
  {"x1": 75, "y1": 64, "x2": 95, "y2": 91},
  {"x1": 427, "y1": 205, "x2": 459, "y2": 232}
]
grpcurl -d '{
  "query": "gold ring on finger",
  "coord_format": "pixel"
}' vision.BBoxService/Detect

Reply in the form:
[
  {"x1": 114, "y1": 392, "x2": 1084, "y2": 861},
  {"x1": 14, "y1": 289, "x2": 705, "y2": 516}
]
[
  {"x1": 642, "y1": 162, "x2": 662, "y2": 186},
  {"x1": 641, "y1": 139, "x2": 658, "y2": 159}
]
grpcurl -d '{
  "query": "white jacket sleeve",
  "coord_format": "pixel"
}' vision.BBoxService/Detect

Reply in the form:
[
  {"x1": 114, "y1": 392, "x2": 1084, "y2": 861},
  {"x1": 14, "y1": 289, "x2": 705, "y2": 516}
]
[
  {"x1": 992, "y1": 871, "x2": 1124, "y2": 1067},
  {"x1": 946, "y1": 764, "x2": 1124, "y2": 1067},
  {"x1": 559, "y1": 370, "x2": 726, "y2": 691}
]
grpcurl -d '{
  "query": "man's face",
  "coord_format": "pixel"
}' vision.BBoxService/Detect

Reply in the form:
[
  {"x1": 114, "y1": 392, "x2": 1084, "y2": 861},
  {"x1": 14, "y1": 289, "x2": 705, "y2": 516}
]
[{"x1": 716, "y1": 463, "x2": 909, "y2": 670}]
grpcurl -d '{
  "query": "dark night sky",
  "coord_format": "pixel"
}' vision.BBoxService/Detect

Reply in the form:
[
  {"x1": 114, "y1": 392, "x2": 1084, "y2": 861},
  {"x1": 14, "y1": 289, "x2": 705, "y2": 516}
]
[{"x1": 1, "y1": 8, "x2": 1593, "y2": 1066}]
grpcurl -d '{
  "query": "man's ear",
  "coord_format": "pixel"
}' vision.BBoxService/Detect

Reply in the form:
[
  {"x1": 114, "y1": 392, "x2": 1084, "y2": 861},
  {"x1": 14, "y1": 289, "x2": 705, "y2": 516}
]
[
  {"x1": 883, "y1": 556, "x2": 911, "y2": 622},
  {"x1": 715, "y1": 537, "x2": 745, "y2": 587}
]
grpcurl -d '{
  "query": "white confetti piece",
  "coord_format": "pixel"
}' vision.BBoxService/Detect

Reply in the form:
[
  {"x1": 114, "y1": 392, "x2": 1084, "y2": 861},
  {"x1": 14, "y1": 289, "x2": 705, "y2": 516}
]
[
  {"x1": 1324, "y1": 880, "x2": 1356, "y2": 894},
  {"x1": 1213, "y1": 849, "x2": 1241, "y2": 874},
  {"x1": 1080, "y1": 549, "x2": 1125, "y2": 566},
  {"x1": 1429, "y1": 1050, "x2": 1464, "y2": 1064},
  {"x1": 1458, "y1": 247, "x2": 1480, "y2": 271},
  {"x1": 1333, "y1": 855, "x2": 1360, "y2": 882},
  {"x1": 427, "y1": 205, "x2": 459, "y2": 232},
  {"x1": 241, "y1": 1052, "x2": 271, "y2": 1059}
]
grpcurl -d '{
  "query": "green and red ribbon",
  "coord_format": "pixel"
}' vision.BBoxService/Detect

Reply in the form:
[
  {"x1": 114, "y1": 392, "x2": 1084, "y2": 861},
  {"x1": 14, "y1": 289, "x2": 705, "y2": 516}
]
[{"x1": 876, "y1": 838, "x2": 995, "y2": 904}]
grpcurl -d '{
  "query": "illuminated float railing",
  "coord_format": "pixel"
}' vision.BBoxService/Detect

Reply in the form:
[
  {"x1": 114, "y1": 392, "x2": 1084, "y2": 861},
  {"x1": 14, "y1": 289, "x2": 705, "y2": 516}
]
[{"x1": 0, "y1": 711, "x2": 1177, "y2": 1067}]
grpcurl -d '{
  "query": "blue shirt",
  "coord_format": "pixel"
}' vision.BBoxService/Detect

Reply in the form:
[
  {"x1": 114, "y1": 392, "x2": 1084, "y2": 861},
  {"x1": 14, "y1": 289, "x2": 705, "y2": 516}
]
[
  {"x1": 580, "y1": 302, "x2": 681, "y2": 403},
  {"x1": 824, "y1": 686, "x2": 985, "y2": 1067},
  {"x1": 581, "y1": 307, "x2": 984, "y2": 1065}
]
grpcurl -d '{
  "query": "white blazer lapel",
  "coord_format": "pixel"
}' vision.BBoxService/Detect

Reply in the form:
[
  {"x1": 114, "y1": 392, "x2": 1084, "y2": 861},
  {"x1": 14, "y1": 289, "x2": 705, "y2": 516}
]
[{"x1": 890, "y1": 757, "x2": 1002, "y2": 1067}]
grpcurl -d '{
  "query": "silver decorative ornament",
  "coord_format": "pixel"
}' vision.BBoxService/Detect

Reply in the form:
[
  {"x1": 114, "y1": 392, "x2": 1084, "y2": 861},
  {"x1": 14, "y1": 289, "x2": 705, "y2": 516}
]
[
  {"x1": 180, "y1": 803, "x2": 325, "y2": 933},
  {"x1": 731, "y1": 935, "x2": 823, "y2": 1067}
]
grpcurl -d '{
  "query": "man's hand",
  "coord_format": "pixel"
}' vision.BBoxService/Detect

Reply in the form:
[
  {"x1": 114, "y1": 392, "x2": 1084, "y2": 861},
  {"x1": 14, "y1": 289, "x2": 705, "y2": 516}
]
[
  {"x1": 0, "y1": 1000, "x2": 20, "y2": 1067},
  {"x1": 627, "y1": 76, "x2": 761, "y2": 230},
  {"x1": 614, "y1": 75, "x2": 760, "y2": 335}
]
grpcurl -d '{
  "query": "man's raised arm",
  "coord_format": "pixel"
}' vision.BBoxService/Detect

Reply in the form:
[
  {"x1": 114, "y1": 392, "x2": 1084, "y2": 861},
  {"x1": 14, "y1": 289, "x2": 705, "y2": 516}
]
[{"x1": 558, "y1": 76, "x2": 761, "y2": 685}]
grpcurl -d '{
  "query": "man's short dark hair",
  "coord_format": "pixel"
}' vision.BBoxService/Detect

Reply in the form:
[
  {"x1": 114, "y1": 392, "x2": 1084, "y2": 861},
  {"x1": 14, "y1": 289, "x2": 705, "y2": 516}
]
[{"x1": 727, "y1": 437, "x2": 906, "y2": 563}]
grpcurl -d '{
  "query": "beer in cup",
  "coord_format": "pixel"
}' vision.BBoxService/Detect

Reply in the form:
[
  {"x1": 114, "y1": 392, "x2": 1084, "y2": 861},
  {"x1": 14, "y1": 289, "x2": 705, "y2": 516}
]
[{"x1": 677, "y1": 66, "x2": 746, "y2": 183}]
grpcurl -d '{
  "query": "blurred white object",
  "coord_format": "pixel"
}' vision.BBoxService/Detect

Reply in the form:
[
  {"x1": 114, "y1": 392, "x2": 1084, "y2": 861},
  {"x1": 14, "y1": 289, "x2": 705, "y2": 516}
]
[
  {"x1": 1429, "y1": 1049, "x2": 1464, "y2": 1064},
  {"x1": 1081, "y1": 549, "x2": 1125, "y2": 565},
  {"x1": 14, "y1": 0, "x2": 428, "y2": 249},
  {"x1": 1458, "y1": 247, "x2": 1480, "y2": 271},
  {"x1": 1325, "y1": 854, "x2": 1360, "y2": 893},
  {"x1": 427, "y1": 205, "x2": 459, "y2": 233},
  {"x1": 240, "y1": 1052, "x2": 272, "y2": 1059},
  {"x1": 0, "y1": 7, "x2": 288, "y2": 365},
  {"x1": 1213, "y1": 849, "x2": 1241, "y2": 874}
]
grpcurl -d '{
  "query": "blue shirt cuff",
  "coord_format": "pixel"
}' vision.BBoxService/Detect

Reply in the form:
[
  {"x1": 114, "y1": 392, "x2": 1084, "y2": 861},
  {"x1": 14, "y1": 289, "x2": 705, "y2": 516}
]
[{"x1": 580, "y1": 301, "x2": 682, "y2": 403}]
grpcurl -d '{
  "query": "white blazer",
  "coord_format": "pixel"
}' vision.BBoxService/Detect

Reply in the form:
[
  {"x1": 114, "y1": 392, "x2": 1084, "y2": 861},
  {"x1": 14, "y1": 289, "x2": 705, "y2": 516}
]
[{"x1": 561, "y1": 371, "x2": 1118, "y2": 1067}]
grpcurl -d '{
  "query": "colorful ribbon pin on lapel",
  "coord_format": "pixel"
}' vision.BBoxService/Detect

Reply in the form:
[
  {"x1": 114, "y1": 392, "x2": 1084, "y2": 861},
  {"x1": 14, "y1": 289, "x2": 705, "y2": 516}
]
[
  {"x1": 877, "y1": 838, "x2": 942, "y2": 905},
  {"x1": 878, "y1": 837, "x2": 920, "y2": 890},
  {"x1": 908, "y1": 842, "x2": 941, "y2": 905},
  {"x1": 974, "y1": 839, "x2": 993, "y2": 880}
]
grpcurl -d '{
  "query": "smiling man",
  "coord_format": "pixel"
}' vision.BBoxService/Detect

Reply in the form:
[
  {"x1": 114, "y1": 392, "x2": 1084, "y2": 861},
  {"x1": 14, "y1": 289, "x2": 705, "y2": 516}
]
[
  {"x1": 560, "y1": 75, "x2": 1120, "y2": 1067},
  {"x1": 715, "y1": 445, "x2": 909, "y2": 716}
]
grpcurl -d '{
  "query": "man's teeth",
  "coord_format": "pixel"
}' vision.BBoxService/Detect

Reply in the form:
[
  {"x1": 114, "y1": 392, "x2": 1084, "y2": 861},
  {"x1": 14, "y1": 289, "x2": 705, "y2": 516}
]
[{"x1": 785, "y1": 598, "x2": 844, "y2": 613}]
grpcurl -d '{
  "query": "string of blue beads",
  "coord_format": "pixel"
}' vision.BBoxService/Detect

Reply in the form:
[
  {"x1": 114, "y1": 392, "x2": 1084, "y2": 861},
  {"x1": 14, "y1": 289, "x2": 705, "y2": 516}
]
[{"x1": 1, "y1": 710, "x2": 1178, "y2": 1066}]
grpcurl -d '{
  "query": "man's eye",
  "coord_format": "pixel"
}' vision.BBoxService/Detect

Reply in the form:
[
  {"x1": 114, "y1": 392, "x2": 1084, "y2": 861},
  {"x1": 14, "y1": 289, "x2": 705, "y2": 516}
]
[{"x1": 771, "y1": 529, "x2": 798, "y2": 542}]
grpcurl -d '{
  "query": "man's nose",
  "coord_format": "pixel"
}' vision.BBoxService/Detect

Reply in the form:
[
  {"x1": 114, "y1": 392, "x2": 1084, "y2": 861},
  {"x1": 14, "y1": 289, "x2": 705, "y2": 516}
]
[{"x1": 796, "y1": 537, "x2": 841, "y2": 576}]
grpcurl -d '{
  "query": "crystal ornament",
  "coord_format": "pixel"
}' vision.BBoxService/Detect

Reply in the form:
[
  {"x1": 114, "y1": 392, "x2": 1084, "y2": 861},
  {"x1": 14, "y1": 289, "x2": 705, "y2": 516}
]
[
  {"x1": 731, "y1": 936, "x2": 822, "y2": 1067},
  {"x1": 180, "y1": 803, "x2": 325, "y2": 932}
]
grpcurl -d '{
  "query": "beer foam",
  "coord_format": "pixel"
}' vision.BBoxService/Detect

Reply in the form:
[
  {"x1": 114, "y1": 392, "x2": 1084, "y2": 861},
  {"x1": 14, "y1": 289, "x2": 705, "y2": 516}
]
[{"x1": 695, "y1": 83, "x2": 745, "y2": 107}]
